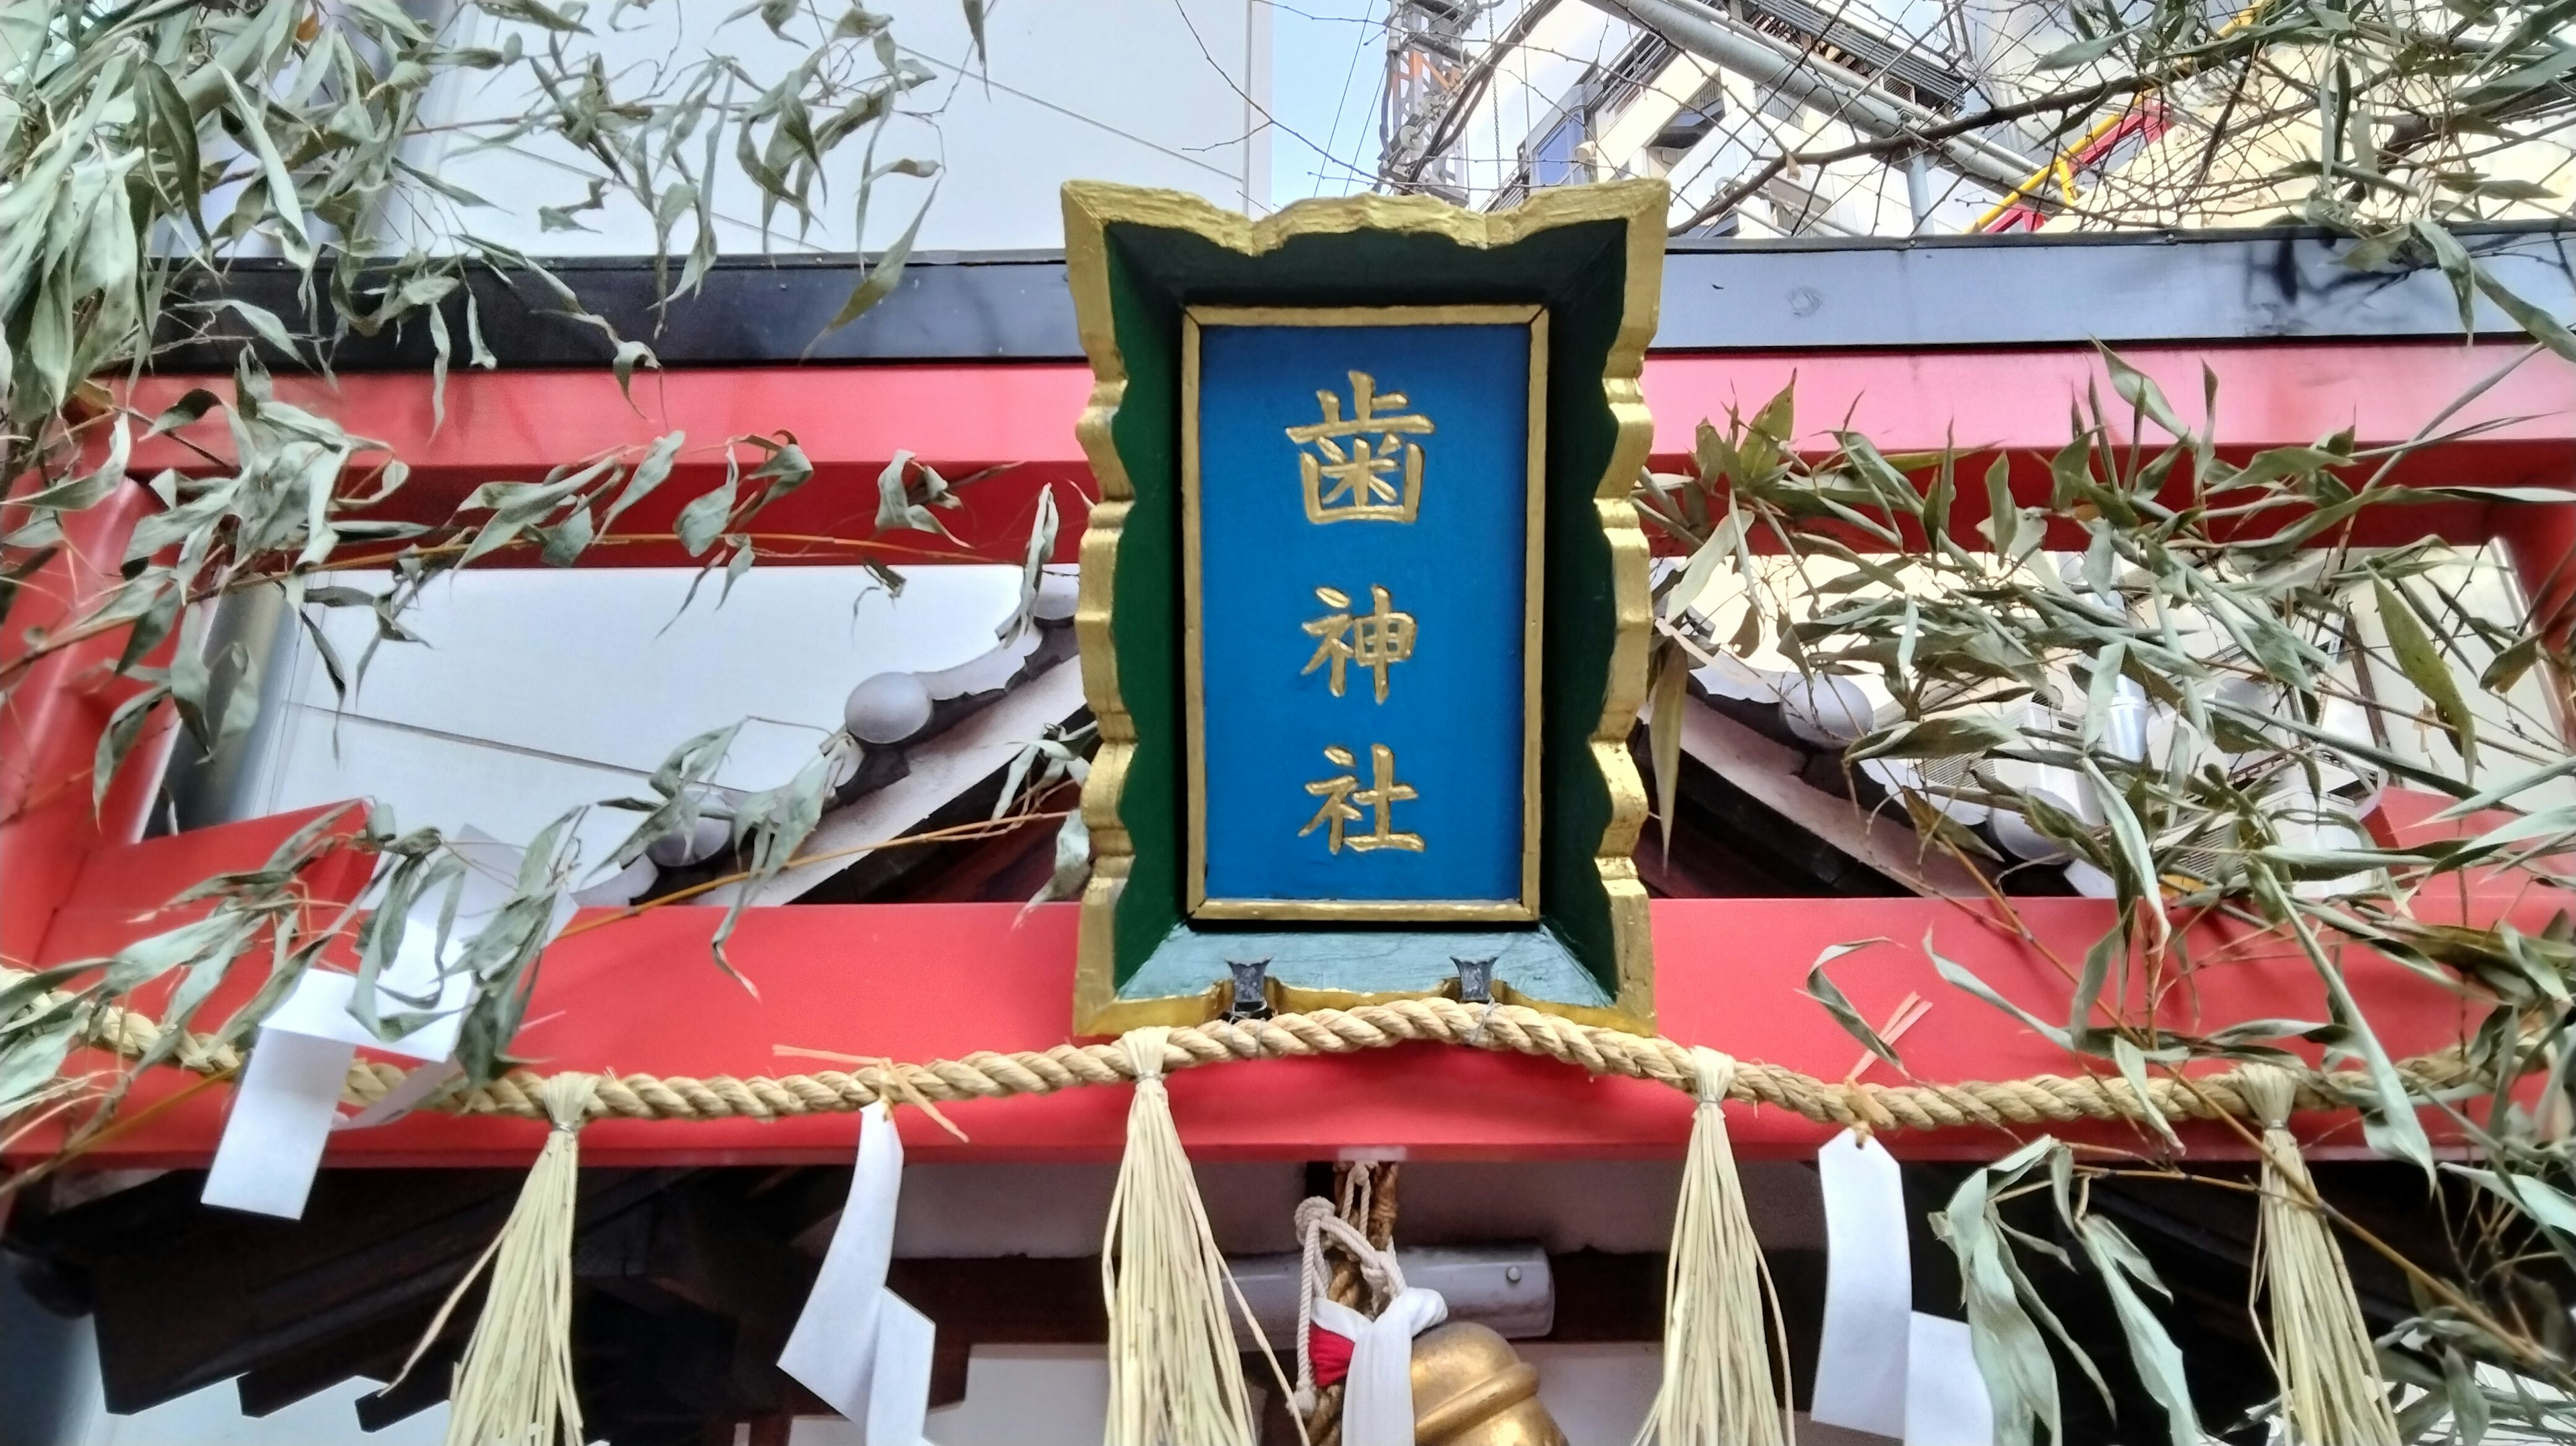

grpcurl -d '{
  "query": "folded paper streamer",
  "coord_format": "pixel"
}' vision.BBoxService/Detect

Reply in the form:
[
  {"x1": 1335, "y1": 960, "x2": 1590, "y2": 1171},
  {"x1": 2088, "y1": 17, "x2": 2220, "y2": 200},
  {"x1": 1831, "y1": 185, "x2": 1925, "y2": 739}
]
[
  {"x1": 201, "y1": 968, "x2": 468, "y2": 1217},
  {"x1": 1809, "y1": 1130, "x2": 1996, "y2": 1445},
  {"x1": 779, "y1": 1101, "x2": 937, "y2": 1445},
  {"x1": 203, "y1": 830, "x2": 562, "y2": 1219},
  {"x1": 1903, "y1": 1313, "x2": 1996, "y2": 1446},
  {"x1": 1811, "y1": 1131, "x2": 1911, "y2": 1438}
]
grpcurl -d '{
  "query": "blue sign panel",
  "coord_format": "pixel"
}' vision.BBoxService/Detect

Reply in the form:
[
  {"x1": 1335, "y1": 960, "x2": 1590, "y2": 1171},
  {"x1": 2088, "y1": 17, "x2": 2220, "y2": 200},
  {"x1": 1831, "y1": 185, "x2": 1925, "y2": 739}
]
[{"x1": 1185, "y1": 307, "x2": 1544, "y2": 920}]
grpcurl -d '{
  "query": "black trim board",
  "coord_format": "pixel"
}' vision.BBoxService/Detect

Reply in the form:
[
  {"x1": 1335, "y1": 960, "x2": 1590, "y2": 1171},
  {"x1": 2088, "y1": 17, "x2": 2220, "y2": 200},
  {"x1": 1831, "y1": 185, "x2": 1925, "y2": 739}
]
[{"x1": 156, "y1": 224, "x2": 2575, "y2": 371}]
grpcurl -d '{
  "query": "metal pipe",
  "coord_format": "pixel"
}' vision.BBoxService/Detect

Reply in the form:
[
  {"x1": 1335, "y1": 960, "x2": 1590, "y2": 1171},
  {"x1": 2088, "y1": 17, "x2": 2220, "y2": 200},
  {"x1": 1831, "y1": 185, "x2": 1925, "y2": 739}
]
[
  {"x1": 1593, "y1": 0, "x2": 2039, "y2": 194},
  {"x1": 1384, "y1": 0, "x2": 1569, "y2": 189}
]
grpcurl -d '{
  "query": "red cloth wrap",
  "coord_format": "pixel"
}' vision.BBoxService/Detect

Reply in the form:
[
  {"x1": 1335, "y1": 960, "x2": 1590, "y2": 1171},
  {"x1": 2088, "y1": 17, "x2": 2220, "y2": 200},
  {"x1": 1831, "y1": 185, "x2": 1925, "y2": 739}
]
[{"x1": 1309, "y1": 1325, "x2": 1356, "y2": 1389}]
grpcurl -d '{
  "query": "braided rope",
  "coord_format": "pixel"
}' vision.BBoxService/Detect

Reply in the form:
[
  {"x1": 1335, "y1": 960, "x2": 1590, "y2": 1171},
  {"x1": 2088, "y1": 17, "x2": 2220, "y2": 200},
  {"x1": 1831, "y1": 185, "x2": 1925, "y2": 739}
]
[{"x1": 36, "y1": 981, "x2": 2488, "y2": 1132}]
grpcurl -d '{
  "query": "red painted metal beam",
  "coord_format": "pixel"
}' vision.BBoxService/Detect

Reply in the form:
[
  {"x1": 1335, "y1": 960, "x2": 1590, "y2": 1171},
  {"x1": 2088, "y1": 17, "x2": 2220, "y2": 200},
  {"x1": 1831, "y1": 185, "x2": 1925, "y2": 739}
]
[
  {"x1": 0, "y1": 486, "x2": 174, "y2": 967},
  {"x1": 117, "y1": 340, "x2": 2575, "y2": 567},
  {"x1": 122, "y1": 366, "x2": 1097, "y2": 569},
  {"x1": 17, "y1": 341, "x2": 2560, "y2": 1169},
  {"x1": 1644, "y1": 341, "x2": 2576, "y2": 554},
  {"x1": 14, "y1": 808, "x2": 2548, "y2": 1168},
  {"x1": 24, "y1": 892, "x2": 2541, "y2": 1168}
]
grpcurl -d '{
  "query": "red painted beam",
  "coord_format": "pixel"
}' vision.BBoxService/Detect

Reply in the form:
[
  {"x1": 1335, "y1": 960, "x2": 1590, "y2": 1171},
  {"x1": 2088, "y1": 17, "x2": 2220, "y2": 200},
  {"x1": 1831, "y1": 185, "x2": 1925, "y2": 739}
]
[
  {"x1": 16, "y1": 812, "x2": 2546, "y2": 1166},
  {"x1": 21, "y1": 342, "x2": 2560, "y2": 1169},
  {"x1": 122, "y1": 367, "x2": 1096, "y2": 568},
  {"x1": 1643, "y1": 341, "x2": 2576, "y2": 554},
  {"x1": 0, "y1": 486, "x2": 174, "y2": 967},
  {"x1": 117, "y1": 340, "x2": 2575, "y2": 567},
  {"x1": 31, "y1": 803, "x2": 375, "y2": 968},
  {"x1": 1644, "y1": 340, "x2": 2575, "y2": 461}
]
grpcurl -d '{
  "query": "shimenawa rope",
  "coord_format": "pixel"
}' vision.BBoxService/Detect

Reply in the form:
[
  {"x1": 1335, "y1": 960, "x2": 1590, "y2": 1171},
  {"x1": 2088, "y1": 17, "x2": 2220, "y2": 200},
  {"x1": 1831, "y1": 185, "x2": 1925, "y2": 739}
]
[{"x1": 16, "y1": 974, "x2": 2490, "y2": 1134}]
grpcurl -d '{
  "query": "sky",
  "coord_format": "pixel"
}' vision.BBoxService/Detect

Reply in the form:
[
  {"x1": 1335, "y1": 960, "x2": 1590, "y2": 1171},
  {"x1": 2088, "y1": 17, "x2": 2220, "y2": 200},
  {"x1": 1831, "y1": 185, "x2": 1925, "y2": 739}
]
[{"x1": 1263, "y1": 0, "x2": 1394, "y2": 208}]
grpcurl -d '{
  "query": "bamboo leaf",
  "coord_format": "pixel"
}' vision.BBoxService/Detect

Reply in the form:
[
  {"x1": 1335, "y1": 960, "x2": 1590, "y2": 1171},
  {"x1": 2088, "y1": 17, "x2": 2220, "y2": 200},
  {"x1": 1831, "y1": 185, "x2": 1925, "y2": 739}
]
[
  {"x1": 2097, "y1": 344, "x2": 2188, "y2": 440},
  {"x1": 1925, "y1": 928, "x2": 2076, "y2": 1050},
  {"x1": 2249, "y1": 867, "x2": 2433, "y2": 1172},
  {"x1": 1982, "y1": 453, "x2": 2017, "y2": 559},
  {"x1": 2113, "y1": 1035, "x2": 2182, "y2": 1151},
  {"x1": 0, "y1": 1008, "x2": 83, "y2": 1116},
  {"x1": 1647, "y1": 641, "x2": 1688, "y2": 857},
  {"x1": 1803, "y1": 938, "x2": 1902, "y2": 1069},
  {"x1": 604, "y1": 431, "x2": 687, "y2": 530},
  {"x1": 674, "y1": 460, "x2": 739, "y2": 558},
  {"x1": 612, "y1": 339, "x2": 659, "y2": 408},
  {"x1": 217, "y1": 298, "x2": 304, "y2": 364},
  {"x1": 2473, "y1": 268, "x2": 2576, "y2": 362},
  {"x1": 2076, "y1": 1218, "x2": 2200, "y2": 1446},
  {"x1": 2373, "y1": 577, "x2": 2477, "y2": 771},
  {"x1": 808, "y1": 182, "x2": 936, "y2": 352},
  {"x1": 2447, "y1": 1165, "x2": 2576, "y2": 1236},
  {"x1": 1933, "y1": 1151, "x2": 2068, "y2": 1446},
  {"x1": 92, "y1": 686, "x2": 170, "y2": 811},
  {"x1": 1851, "y1": 713, "x2": 2019, "y2": 760}
]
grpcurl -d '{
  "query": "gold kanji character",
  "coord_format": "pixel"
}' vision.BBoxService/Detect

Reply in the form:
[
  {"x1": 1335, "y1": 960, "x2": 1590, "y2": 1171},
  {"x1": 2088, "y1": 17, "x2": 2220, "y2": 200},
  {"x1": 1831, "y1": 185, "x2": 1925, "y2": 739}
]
[
  {"x1": 1301, "y1": 584, "x2": 1417, "y2": 703},
  {"x1": 1287, "y1": 371, "x2": 1432, "y2": 524},
  {"x1": 1299, "y1": 744, "x2": 1424, "y2": 854}
]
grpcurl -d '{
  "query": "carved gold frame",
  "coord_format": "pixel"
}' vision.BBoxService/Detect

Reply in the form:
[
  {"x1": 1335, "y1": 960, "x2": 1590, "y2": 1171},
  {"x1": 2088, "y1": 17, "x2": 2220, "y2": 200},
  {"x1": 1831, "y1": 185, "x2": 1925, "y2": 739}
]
[{"x1": 1064, "y1": 180, "x2": 1663, "y2": 1036}]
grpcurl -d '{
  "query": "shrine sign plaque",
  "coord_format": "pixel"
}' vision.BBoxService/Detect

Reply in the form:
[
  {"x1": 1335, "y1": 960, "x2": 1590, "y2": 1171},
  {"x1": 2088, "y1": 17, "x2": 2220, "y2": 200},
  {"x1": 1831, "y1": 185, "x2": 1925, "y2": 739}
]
[
  {"x1": 1187, "y1": 307, "x2": 1544, "y2": 922},
  {"x1": 1065, "y1": 180, "x2": 1664, "y2": 1035}
]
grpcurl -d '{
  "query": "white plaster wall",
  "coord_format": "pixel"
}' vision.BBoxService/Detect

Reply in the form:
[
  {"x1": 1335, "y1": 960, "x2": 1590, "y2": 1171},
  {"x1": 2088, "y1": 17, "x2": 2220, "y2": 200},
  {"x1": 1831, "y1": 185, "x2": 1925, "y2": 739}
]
[{"x1": 221, "y1": 564, "x2": 1020, "y2": 877}]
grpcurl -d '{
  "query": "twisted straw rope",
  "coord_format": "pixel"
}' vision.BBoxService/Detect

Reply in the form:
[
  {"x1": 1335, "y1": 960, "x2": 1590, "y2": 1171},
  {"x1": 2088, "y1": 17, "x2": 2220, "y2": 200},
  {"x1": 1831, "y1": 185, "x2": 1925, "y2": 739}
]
[{"x1": 35, "y1": 979, "x2": 2491, "y2": 1135}]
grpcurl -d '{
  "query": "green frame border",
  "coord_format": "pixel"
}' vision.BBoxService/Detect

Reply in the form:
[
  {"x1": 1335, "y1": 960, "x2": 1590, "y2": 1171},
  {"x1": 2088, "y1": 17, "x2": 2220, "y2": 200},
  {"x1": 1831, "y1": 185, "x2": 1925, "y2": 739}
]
[{"x1": 1064, "y1": 180, "x2": 1664, "y2": 1036}]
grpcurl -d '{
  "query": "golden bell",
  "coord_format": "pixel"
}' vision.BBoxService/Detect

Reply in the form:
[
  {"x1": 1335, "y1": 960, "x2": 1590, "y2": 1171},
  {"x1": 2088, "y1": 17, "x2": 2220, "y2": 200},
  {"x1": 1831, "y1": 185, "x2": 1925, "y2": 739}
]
[{"x1": 1409, "y1": 1321, "x2": 1566, "y2": 1446}]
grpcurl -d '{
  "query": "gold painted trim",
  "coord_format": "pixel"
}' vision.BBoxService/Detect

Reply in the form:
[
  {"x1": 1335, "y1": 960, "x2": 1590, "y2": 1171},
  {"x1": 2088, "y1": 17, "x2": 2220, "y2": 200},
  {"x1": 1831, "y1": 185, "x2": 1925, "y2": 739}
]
[
  {"x1": 1183, "y1": 313, "x2": 1208, "y2": 910},
  {"x1": 1189, "y1": 304, "x2": 1542, "y2": 327},
  {"x1": 1181, "y1": 303, "x2": 1544, "y2": 925},
  {"x1": 1193, "y1": 899, "x2": 1532, "y2": 923},
  {"x1": 1076, "y1": 970, "x2": 1648, "y2": 1038},
  {"x1": 1065, "y1": 178, "x2": 1666, "y2": 1038},
  {"x1": 1522, "y1": 310, "x2": 1548, "y2": 919}
]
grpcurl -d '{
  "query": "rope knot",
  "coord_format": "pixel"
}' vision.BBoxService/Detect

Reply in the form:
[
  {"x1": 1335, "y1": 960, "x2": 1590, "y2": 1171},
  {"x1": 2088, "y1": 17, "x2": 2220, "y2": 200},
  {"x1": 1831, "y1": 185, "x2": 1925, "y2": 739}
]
[
  {"x1": 1119, "y1": 1027, "x2": 1171, "y2": 1091},
  {"x1": 539, "y1": 1072, "x2": 599, "y2": 1132},
  {"x1": 1840, "y1": 1077, "x2": 1894, "y2": 1137},
  {"x1": 1690, "y1": 1046, "x2": 1737, "y2": 1105},
  {"x1": 2235, "y1": 1060, "x2": 2299, "y2": 1131}
]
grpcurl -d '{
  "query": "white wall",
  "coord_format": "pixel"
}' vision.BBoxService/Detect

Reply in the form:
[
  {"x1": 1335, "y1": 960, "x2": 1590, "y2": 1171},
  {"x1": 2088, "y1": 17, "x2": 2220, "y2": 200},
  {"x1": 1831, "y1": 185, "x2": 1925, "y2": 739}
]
[
  {"x1": 396, "y1": 0, "x2": 1271, "y2": 258},
  {"x1": 215, "y1": 565, "x2": 1020, "y2": 877}
]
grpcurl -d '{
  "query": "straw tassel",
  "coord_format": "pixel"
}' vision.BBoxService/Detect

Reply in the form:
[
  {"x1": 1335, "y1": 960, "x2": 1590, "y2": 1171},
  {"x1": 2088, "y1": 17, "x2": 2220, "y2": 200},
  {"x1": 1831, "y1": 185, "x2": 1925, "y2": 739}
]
[
  {"x1": 2239, "y1": 1062, "x2": 2399, "y2": 1446},
  {"x1": 1638, "y1": 1048, "x2": 1789, "y2": 1446},
  {"x1": 1102, "y1": 1027, "x2": 1258, "y2": 1446},
  {"x1": 397, "y1": 1072, "x2": 600, "y2": 1446}
]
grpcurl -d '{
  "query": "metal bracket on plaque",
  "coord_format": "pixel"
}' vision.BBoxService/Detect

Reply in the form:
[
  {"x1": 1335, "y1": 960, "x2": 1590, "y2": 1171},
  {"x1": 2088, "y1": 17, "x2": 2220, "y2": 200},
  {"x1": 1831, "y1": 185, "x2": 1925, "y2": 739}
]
[
  {"x1": 1453, "y1": 956, "x2": 1497, "y2": 1005},
  {"x1": 1225, "y1": 957, "x2": 1275, "y2": 1021}
]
